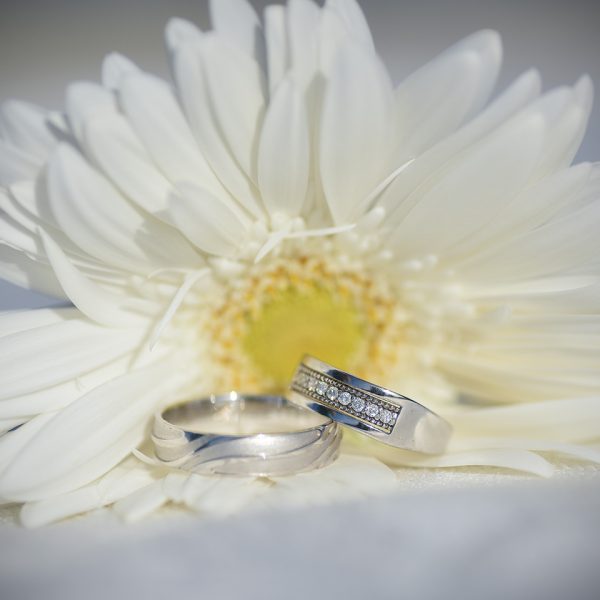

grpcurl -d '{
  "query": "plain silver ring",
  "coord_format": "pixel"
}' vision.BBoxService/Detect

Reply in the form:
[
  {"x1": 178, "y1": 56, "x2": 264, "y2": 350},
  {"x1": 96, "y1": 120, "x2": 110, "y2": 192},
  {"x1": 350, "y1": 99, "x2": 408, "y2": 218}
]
[
  {"x1": 289, "y1": 356, "x2": 452, "y2": 454},
  {"x1": 152, "y1": 392, "x2": 341, "y2": 477}
]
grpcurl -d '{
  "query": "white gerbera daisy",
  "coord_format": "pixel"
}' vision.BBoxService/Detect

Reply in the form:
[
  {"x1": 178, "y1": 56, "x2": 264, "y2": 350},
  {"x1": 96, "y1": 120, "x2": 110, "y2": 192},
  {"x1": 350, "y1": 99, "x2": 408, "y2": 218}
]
[{"x1": 1, "y1": 0, "x2": 599, "y2": 526}]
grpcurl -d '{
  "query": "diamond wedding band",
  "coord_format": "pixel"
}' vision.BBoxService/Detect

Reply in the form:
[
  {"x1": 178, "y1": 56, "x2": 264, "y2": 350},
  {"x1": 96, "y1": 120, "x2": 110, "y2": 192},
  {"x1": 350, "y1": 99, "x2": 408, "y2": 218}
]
[
  {"x1": 152, "y1": 392, "x2": 341, "y2": 476},
  {"x1": 289, "y1": 356, "x2": 452, "y2": 454}
]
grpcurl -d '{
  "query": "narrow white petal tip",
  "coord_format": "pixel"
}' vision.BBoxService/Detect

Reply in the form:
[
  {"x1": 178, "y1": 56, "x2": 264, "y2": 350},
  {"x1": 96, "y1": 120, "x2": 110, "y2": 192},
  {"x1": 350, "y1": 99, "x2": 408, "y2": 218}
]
[
  {"x1": 442, "y1": 29, "x2": 502, "y2": 66},
  {"x1": 165, "y1": 17, "x2": 201, "y2": 52},
  {"x1": 574, "y1": 74, "x2": 594, "y2": 106},
  {"x1": 470, "y1": 29, "x2": 502, "y2": 56},
  {"x1": 102, "y1": 53, "x2": 139, "y2": 90},
  {"x1": 520, "y1": 68, "x2": 542, "y2": 92},
  {"x1": 0, "y1": 99, "x2": 37, "y2": 120}
]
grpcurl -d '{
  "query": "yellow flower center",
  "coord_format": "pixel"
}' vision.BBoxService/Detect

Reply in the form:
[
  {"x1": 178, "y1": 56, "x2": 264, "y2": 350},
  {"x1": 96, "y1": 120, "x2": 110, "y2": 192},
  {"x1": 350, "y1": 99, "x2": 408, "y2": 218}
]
[
  {"x1": 242, "y1": 285, "x2": 364, "y2": 386},
  {"x1": 202, "y1": 253, "x2": 405, "y2": 394}
]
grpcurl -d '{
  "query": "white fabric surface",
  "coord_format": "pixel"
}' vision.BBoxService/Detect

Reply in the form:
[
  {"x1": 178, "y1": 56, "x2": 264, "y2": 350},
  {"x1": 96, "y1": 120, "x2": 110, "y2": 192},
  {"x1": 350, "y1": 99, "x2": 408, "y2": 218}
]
[{"x1": 1, "y1": 468, "x2": 599, "y2": 600}]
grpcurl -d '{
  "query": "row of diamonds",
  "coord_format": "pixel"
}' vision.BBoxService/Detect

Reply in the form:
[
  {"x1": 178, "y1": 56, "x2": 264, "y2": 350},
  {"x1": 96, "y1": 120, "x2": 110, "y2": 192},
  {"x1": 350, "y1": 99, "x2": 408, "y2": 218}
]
[{"x1": 292, "y1": 367, "x2": 401, "y2": 433}]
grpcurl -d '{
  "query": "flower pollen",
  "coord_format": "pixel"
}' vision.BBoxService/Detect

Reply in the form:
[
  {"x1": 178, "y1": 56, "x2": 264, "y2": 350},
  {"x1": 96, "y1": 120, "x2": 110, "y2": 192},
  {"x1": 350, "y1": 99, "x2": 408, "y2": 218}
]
[{"x1": 203, "y1": 252, "x2": 405, "y2": 393}]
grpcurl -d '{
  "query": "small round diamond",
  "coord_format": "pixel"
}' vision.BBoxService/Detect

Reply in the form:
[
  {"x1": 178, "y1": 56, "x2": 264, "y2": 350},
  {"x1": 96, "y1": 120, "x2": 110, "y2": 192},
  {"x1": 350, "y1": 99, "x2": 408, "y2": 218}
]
[
  {"x1": 366, "y1": 403, "x2": 380, "y2": 418},
  {"x1": 351, "y1": 396, "x2": 365, "y2": 412},
  {"x1": 307, "y1": 377, "x2": 317, "y2": 392},
  {"x1": 316, "y1": 381, "x2": 328, "y2": 396},
  {"x1": 380, "y1": 409, "x2": 393, "y2": 424},
  {"x1": 339, "y1": 391, "x2": 352, "y2": 406},
  {"x1": 326, "y1": 386, "x2": 339, "y2": 401}
]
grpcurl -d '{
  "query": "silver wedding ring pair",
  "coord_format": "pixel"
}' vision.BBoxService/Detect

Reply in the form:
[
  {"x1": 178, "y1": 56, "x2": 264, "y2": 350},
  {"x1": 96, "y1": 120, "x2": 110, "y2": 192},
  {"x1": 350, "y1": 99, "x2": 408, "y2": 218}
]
[{"x1": 152, "y1": 355, "x2": 452, "y2": 477}]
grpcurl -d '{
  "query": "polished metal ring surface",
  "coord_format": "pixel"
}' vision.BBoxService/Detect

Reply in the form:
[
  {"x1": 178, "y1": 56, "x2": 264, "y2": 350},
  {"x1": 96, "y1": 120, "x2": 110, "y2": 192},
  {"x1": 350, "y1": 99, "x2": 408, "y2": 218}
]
[
  {"x1": 152, "y1": 392, "x2": 341, "y2": 477},
  {"x1": 289, "y1": 356, "x2": 452, "y2": 454}
]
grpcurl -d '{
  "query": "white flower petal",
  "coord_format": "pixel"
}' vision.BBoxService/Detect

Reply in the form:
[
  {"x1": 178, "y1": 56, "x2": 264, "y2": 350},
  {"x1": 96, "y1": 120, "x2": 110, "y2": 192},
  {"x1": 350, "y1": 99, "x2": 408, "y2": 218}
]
[
  {"x1": 200, "y1": 34, "x2": 267, "y2": 183},
  {"x1": 376, "y1": 69, "x2": 541, "y2": 221},
  {"x1": 0, "y1": 413, "x2": 55, "y2": 478},
  {"x1": 449, "y1": 163, "x2": 591, "y2": 261},
  {"x1": 0, "y1": 418, "x2": 26, "y2": 436},
  {"x1": 287, "y1": 0, "x2": 321, "y2": 89},
  {"x1": 47, "y1": 144, "x2": 152, "y2": 272},
  {"x1": 1, "y1": 186, "x2": 97, "y2": 276},
  {"x1": 209, "y1": 0, "x2": 264, "y2": 62},
  {"x1": 441, "y1": 344, "x2": 600, "y2": 404},
  {"x1": 184, "y1": 477, "x2": 266, "y2": 516},
  {"x1": 0, "y1": 307, "x2": 145, "y2": 401},
  {"x1": 0, "y1": 245, "x2": 64, "y2": 298},
  {"x1": 20, "y1": 486, "x2": 101, "y2": 527},
  {"x1": 48, "y1": 144, "x2": 199, "y2": 273},
  {"x1": 0, "y1": 340, "x2": 169, "y2": 419},
  {"x1": 118, "y1": 72, "x2": 228, "y2": 201},
  {"x1": 0, "y1": 208, "x2": 41, "y2": 259},
  {"x1": 171, "y1": 41, "x2": 264, "y2": 218},
  {"x1": 0, "y1": 361, "x2": 176, "y2": 502},
  {"x1": 462, "y1": 275, "x2": 597, "y2": 304},
  {"x1": 456, "y1": 199, "x2": 600, "y2": 283},
  {"x1": 320, "y1": 42, "x2": 394, "y2": 224},
  {"x1": 575, "y1": 73, "x2": 594, "y2": 109},
  {"x1": 318, "y1": 7, "x2": 355, "y2": 78},
  {"x1": 9, "y1": 179, "x2": 66, "y2": 238},
  {"x1": 83, "y1": 111, "x2": 174, "y2": 215},
  {"x1": 298, "y1": 454, "x2": 398, "y2": 495},
  {"x1": 41, "y1": 231, "x2": 155, "y2": 328},
  {"x1": 390, "y1": 112, "x2": 545, "y2": 258},
  {"x1": 180, "y1": 473, "x2": 218, "y2": 506},
  {"x1": 453, "y1": 438, "x2": 600, "y2": 465},
  {"x1": 262, "y1": 455, "x2": 397, "y2": 510},
  {"x1": 161, "y1": 471, "x2": 190, "y2": 502},
  {"x1": 165, "y1": 17, "x2": 202, "y2": 54},
  {"x1": 386, "y1": 448, "x2": 555, "y2": 478},
  {"x1": 449, "y1": 397, "x2": 600, "y2": 443},
  {"x1": 168, "y1": 183, "x2": 250, "y2": 257},
  {"x1": 0, "y1": 100, "x2": 56, "y2": 160},
  {"x1": 101, "y1": 52, "x2": 139, "y2": 90},
  {"x1": 325, "y1": 0, "x2": 375, "y2": 53},
  {"x1": 65, "y1": 82, "x2": 116, "y2": 145},
  {"x1": 1, "y1": 186, "x2": 39, "y2": 234},
  {"x1": 0, "y1": 306, "x2": 76, "y2": 338},
  {"x1": 0, "y1": 140, "x2": 40, "y2": 186},
  {"x1": 112, "y1": 479, "x2": 168, "y2": 523},
  {"x1": 5, "y1": 182, "x2": 134, "y2": 288},
  {"x1": 0, "y1": 187, "x2": 86, "y2": 273},
  {"x1": 534, "y1": 81, "x2": 593, "y2": 177},
  {"x1": 258, "y1": 77, "x2": 310, "y2": 219},
  {"x1": 394, "y1": 30, "x2": 502, "y2": 158}
]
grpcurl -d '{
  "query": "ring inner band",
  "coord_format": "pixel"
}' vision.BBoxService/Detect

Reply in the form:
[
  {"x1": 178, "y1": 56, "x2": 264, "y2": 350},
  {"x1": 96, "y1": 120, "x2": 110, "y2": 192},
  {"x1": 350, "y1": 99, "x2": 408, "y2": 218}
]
[
  {"x1": 153, "y1": 392, "x2": 341, "y2": 477},
  {"x1": 162, "y1": 394, "x2": 330, "y2": 435}
]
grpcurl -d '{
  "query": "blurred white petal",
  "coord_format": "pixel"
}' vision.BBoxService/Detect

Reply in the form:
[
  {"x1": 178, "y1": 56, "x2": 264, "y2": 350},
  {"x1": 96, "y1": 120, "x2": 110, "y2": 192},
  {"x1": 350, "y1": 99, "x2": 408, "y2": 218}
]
[
  {"x1": 0, "y1": 101, "x2": 56, "y2": 160},
  {"x1": 171, "y1": 41, "x2": 263, "y2": 218},
  {"x1": 0, "y1": 360, "x2": 178, "y2": 502},
  {"x1": 258, "y1": 77, "x2": 310, "y2": 219},
  {"x1": 168, "y1": 183, "x2": 250, "y2": 257},
  {"x1": 320, "y1": 42, "x2": 394, "y2": 223},
  {"x1": 209, "y1": 0, "x2": 263, "y2": 62},
  {"x1": 200, "y1": 35, "x2": 266, "y2": 183},
  {"x1": 20, "y1": 457, "x2": 159, "y2": 527},
  {"x1": 394, "y1": 30, "x2": 502, "y2": 158},
  {"x1": 118, "y1": 71, "x2": 228, "y2": 200}
]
